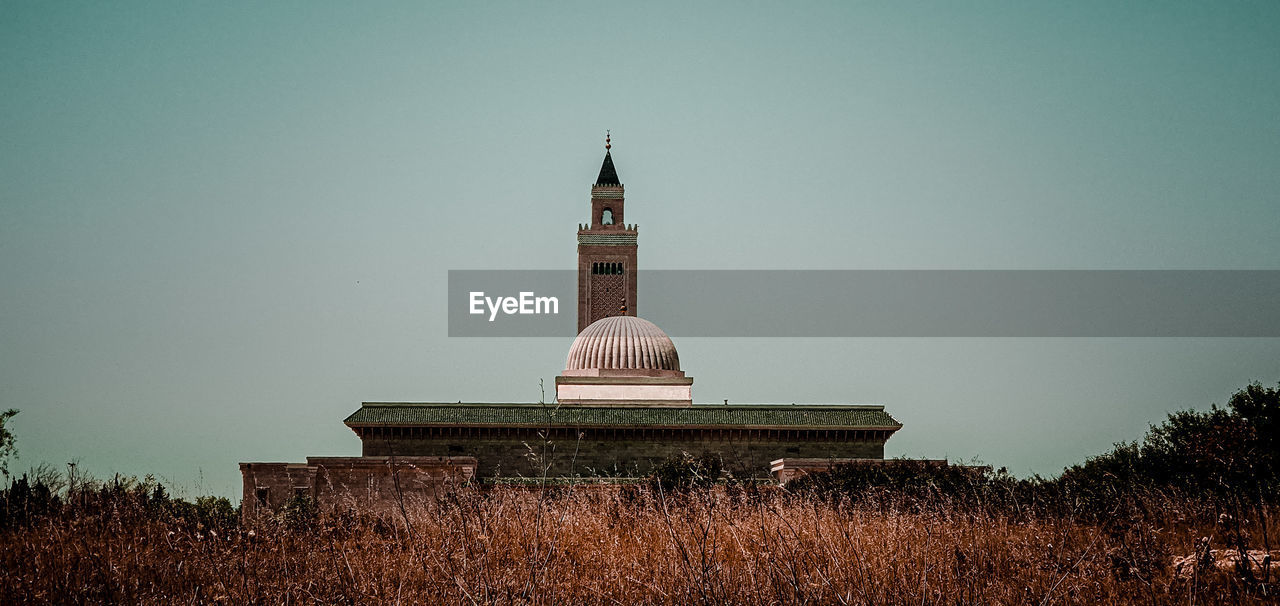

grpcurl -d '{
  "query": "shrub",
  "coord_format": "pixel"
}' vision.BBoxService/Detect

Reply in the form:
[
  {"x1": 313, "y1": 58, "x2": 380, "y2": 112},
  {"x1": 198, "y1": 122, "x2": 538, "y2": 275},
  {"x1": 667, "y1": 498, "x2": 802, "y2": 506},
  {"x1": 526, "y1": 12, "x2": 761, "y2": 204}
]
[
  {"x1": 0, "y1": 474, "x2": 61, "y2": 529},
  {"x1": 646, "y1": 451, "x2": 722, "y2": 495},
  {"x1": 793, "y1": 382, "x2": 1280, "y2": 529},
  {"x1": 280, "y1": 494, "x2": 317, "y2": 530}
]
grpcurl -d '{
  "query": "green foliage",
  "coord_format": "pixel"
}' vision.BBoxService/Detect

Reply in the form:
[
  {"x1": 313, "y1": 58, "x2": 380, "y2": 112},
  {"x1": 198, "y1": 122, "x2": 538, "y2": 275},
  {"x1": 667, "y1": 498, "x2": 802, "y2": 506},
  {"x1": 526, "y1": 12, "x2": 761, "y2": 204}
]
[
  {"x1": 0, "y1": 468, "x2": 239, "y2": 531},
  {"x1": 1228, "y1": 381, "x2": 1280, "y2": 486},
  {"x1": 162, "y1": 493, "x2": 239, "y2": 532},
  {"x1": 787, "y1": 459, "x2": 1040, "y2": 515},
  {"x1": 0, "y1": 473, "x2": 61, "y2": 528},
  {"x1": 647, "y1": 451, "x2": 722, "y2": 494},
  {"x1": 281, "y1": 493, "x2": 317, "y2": 530},
  {"x1": 0, "y1": 409, "x2": 18, "y2": 480},
  {"x1": 195, "y1": 496, "x2": 239, "y2": 529},
  {"x1": 793, "y1": 382, "x2": 1280, "y2": 528},
  {"x1": 1058, "y1": 382, "x2": 1279, "y2": 517}
]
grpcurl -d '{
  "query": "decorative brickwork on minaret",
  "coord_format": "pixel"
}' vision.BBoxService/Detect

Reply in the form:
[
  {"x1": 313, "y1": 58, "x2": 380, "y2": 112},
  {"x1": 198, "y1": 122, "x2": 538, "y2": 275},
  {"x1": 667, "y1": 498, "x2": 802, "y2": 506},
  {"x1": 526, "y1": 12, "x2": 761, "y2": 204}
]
[{"x1": 577, "y1": 135, "x2": 638, "y2": 333}]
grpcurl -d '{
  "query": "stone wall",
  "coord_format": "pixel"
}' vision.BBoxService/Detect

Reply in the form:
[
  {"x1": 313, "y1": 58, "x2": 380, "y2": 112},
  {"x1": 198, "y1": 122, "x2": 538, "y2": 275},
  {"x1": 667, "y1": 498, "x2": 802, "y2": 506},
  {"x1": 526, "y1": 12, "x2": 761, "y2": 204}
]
[
  {"x1": 360, "y1": 429, "x2": 885, "y2": 479},
  {"x1": 239, "y1": 456, "x2": 476, "y2": 521},
  {"x1": 239, "y1": 463, "x2": 316, "y2": 518}
]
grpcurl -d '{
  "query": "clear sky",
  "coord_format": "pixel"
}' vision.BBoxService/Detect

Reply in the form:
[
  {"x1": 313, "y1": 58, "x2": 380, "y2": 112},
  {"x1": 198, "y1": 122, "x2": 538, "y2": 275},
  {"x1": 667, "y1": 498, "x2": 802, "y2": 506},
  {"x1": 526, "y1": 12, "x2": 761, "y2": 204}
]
[{"x1": 2, "y1": 2, "x2": 1278, "y2": 499}]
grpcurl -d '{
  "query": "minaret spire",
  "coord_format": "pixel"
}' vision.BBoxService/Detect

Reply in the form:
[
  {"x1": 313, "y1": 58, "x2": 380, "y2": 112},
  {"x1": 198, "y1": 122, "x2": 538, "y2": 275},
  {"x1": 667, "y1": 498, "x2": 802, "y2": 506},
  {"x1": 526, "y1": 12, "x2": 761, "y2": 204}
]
[{"x1": 595, "y1": 131, "x2": 620, "y2": 186}]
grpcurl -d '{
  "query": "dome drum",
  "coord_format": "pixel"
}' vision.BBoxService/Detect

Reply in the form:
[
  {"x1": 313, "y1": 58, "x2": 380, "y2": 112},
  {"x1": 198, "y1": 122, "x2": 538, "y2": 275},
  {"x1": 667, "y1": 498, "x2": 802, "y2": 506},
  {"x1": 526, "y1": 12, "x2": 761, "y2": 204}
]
[{"x1": 560, "y1": 367, "x2": 685, "y2": 378}]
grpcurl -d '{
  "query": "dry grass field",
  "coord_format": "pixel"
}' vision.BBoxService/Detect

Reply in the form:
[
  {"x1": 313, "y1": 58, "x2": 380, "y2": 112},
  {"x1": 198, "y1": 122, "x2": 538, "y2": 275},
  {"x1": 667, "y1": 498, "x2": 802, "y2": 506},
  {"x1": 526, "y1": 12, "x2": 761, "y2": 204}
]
[
  {"x1": 2, "y1": 383, "x2": 1277, "y2": 603},
  {"x1": 1, "y1": 483, "x2": 1275, "y2": 605}
]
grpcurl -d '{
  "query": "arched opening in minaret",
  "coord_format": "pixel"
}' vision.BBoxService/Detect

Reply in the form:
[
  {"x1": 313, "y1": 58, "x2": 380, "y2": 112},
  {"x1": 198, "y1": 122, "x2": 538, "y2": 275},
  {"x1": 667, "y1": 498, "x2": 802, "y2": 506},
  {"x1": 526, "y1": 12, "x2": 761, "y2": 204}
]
[{"x1": 601, "y1": 208, "x2": 614, "y2": 225}]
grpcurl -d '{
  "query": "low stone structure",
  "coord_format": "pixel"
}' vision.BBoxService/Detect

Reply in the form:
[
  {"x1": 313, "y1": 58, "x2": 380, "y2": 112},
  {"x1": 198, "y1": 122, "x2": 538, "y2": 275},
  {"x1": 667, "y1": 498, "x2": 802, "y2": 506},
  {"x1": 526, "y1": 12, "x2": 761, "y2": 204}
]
[
  {"x1": 1172, "y1": 547, "x2": 1280, "y2": 579},
  {"x1": 240, "y1": 456, "x2": 476, "y2": 519}
]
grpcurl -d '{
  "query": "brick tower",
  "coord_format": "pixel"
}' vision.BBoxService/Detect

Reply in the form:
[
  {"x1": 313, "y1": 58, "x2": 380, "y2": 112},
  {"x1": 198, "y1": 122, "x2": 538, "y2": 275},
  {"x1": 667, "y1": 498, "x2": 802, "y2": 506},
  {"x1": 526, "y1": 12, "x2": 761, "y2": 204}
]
[{"x1": 576, "y1": 134, "x2": 638, "y2": 333}]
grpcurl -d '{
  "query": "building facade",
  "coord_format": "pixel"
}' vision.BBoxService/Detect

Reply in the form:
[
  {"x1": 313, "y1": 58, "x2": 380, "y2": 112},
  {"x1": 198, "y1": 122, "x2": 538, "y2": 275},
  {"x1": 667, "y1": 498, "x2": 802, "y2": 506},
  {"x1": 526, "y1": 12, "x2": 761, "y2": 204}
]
[{"x1": 348, "y1": 402, "x2": 899, "y2": 479}]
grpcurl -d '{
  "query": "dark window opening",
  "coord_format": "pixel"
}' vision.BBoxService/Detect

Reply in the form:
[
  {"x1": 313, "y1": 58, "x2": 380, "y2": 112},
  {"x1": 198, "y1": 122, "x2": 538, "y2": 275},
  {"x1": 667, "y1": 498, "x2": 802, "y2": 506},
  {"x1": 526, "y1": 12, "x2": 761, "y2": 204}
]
[
  {"x1": 255, "y1": 487, "x2": 269, "y2": 505},
  {"x1": 592, "y1": 262, "x2": 627, "y2": 275},
  {"x1": 601, "y1": 208, "x2": 614, "y2": 225}
]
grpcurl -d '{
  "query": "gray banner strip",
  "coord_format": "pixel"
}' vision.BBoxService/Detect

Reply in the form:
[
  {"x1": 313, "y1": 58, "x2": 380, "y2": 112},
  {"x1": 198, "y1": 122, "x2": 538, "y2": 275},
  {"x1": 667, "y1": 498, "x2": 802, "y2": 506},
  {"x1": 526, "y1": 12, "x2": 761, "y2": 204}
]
[{"x1": 448, "y1": 270, "x2": 1280, "y2": 337}]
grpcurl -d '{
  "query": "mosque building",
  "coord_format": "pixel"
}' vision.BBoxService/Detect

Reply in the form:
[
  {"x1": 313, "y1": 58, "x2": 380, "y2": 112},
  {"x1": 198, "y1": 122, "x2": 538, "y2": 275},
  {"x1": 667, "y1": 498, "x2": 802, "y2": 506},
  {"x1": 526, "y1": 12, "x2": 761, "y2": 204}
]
[{"x1": 240, "y1": 138, "x2": 901, "y2": 514}]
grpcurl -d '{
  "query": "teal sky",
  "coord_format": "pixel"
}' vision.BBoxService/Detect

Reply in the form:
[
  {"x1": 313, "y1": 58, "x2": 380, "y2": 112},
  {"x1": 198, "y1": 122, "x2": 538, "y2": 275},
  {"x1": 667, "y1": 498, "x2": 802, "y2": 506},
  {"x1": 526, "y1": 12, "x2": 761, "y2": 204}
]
[{"x1": 3, "y1": 2, "x2": 1278, "y2": 498}]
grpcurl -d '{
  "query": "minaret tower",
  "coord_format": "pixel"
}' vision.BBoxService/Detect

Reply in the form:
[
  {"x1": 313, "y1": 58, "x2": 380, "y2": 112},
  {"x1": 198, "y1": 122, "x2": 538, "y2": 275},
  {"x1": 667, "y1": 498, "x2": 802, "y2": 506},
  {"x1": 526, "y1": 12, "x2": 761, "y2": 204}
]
[{"x1": 576, "y1": 132, "x2": 638, "y2": 333}]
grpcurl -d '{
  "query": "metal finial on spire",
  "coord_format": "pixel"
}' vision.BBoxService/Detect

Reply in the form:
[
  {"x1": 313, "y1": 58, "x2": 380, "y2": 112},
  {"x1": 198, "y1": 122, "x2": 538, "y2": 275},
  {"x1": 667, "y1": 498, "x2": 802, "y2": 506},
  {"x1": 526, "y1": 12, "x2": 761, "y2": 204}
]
[{"x1": 605, "y1": 130, "x2": 611, "y2": 151}]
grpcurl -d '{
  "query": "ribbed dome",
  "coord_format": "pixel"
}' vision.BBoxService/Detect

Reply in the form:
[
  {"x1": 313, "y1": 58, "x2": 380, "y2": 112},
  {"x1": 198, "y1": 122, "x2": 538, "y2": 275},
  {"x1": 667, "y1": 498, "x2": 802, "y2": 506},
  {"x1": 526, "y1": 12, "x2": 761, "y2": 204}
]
[{"x1": 566, "y1": 316, "x2": 680, "y2": 371}]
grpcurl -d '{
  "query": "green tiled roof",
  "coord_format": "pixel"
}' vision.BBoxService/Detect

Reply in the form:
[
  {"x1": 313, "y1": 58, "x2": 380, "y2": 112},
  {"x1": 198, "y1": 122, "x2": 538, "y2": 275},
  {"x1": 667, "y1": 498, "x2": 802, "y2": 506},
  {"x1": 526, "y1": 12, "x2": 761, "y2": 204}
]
[{"x1": 345, "y1": 403, "x2": 901, "y2": 430}]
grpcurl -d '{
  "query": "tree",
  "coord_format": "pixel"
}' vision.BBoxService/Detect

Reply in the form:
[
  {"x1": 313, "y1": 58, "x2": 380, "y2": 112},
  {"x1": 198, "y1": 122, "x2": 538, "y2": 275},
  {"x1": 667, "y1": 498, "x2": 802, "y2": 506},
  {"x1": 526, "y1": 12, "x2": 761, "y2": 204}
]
[
  {"x1": 1226, "y1": 382, "x2": 1280, "y2": 484},
  {"x1": 0, "y1": 409, "x2": 17, "y2": 480}
]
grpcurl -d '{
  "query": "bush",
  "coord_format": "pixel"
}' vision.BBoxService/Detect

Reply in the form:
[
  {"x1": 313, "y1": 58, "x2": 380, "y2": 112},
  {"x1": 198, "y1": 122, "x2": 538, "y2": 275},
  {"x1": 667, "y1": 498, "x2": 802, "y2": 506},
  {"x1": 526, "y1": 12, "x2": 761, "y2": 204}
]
[
  {"x1": 280, "y1": 494, "x2": 317, "y2": 530},
  {"x1": 1056, "y1": 382, "x2": 1278, "y2": 524},
  {"x1": 647, "y1": 451, "x2": 722, "y2": 495},
  {"x1": 0, "y1": 474, "x2": 61, "y2": 529},
  {"x1": 1, "y1": 470, "x2": 240, "y2": 533},
  {"x1": 793, "y1": 382, "x2": 1280, "y2": 529},
  {"x1": 787, "y1": 459, "x2": 1034, "y2": 515}
]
